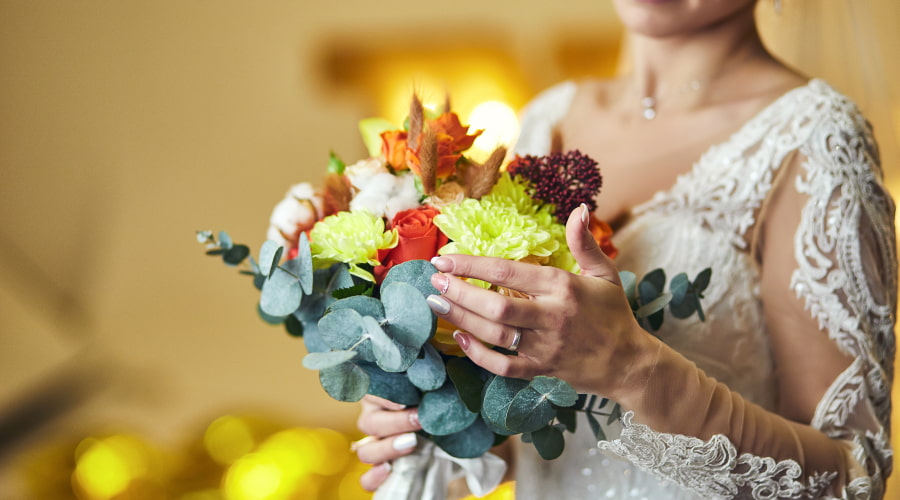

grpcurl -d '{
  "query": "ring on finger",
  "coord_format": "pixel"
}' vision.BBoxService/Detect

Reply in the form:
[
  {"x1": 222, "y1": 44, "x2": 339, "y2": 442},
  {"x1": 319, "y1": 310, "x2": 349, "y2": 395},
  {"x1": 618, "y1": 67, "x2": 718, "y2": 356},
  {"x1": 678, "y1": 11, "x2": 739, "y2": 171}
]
[{"x1": 508, "y1": 327, "x2": 522, "y2": 351}]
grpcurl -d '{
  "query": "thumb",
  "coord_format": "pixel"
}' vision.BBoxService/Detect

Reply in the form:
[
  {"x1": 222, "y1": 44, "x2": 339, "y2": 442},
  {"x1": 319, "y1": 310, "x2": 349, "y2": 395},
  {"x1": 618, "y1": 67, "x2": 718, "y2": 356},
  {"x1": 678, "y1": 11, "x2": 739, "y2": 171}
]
[{"x1": 566, "y1": 204, "x2": 620, "y2": 284}]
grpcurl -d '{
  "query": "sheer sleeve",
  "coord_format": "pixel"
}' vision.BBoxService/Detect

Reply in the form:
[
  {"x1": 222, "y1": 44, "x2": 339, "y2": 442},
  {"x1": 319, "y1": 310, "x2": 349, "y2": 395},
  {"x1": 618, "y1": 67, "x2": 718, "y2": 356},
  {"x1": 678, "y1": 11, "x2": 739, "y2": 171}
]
[{"x1": 596, "y1": 95, "x2": 897, "y2": 498}]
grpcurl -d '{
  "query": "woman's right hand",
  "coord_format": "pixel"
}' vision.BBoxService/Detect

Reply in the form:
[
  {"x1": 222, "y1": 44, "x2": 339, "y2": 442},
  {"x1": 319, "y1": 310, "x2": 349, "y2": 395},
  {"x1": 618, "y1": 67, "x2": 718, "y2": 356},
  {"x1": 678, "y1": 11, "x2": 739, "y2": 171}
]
[{"x1": 354, "y1": 395, "x2": 422, "y2": 491}]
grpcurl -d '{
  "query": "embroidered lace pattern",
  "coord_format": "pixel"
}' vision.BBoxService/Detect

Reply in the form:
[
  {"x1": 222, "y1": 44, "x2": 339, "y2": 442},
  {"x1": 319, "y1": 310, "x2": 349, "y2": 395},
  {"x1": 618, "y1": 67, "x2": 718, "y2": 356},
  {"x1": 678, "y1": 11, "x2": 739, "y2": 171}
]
[{"x1": 512, "y1": 80, "x2": 896, "y2": 500}]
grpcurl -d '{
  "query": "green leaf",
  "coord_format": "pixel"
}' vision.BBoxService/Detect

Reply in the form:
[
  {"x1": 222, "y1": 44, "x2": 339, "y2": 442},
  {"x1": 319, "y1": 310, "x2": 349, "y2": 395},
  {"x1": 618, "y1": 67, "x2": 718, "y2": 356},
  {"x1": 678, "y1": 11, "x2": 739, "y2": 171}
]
[
  {"x1": 607, "y1": 402, "x2": 623, "y2": 426},
  {"x1": 693, "y1": 268, "x2": 712, "y2": 292},
  {"x1": 358, "y1": 117, "x2": 396, "y2": 158},
  {"x1": 257, "y1": 303, "x2": 286, "y2": 325},
  {"x1": 530, "y1": 424, "x2": 565, "y2": 460},
  {"x1": 505, "y1": 384, "x2": 557, "y2": 433},
  {"x1": 446, "y1": 357, "x2": 487, "y2": 413},
  {"x1": 217, "y1": 231, "x2": 233, "y2": 250},
  {"x1": 381, "y1": 260, "x2": 441, "y2": 298},
  {"x1": 619, "y1": 270, "x2": 637, "y2": 307},
  {"x1": 259, "y1": 240, "x2": 284, "y2": 278},
  {"x1": 359, "y1": 363, "x2": 421, "y2": 407},
  {"x1": 364, "y1": 316, "x2": 417, "y2": 372},
  {"x1": 382, "y1": 282, "x2": 435, "y2": 348},
  {"x1": 556, "y1": 408, "x2": 577, "y2": 433},
  {"x1": 419, "y1": 381, "x2": 478, "y2": 436},
  {"x1": 586, "y1": 408, "x2": 606, "y2": 441},
  {"x1": 205, "y1": 248, "x2": 226, "y2": 256},
  {"x1": 297, "y1": 233, "x2": 314, "y2": 294},
  {"x1": 222, "y1": 244, "x2": 250, "y2": 266},
  {"x1": 319, "y1": 362, "x2": 369, "y2": 402},
  {"x1": 431, "y1": 418, "x2": 495, "y2": 459},
  {"x1": 528, "y1": 376, "x2": 578, "y2": 407},
  {"x1": 634, "y1": 292, "x2": 672, "y2": 318},
  {"x1": 318, "y1": 308, "x2": 374, "y2": 361},
  {"x1": 638, "y1": 269, "x2": 667, "y2": 331},
  {"x1": 481, "y1": 376, "x2": 529, "y2": 433},
  {"x1": 327, "y1": 150, "x2": 346, "y2": 175},
  {"x1": 328, "y1": 295, "x2": 385, "y2": 322},
  {"x1": 302, "y1": 350, "x2": 357, "y2": 370},
  {"x1": 669, "y1": 273, "x2": 690, "y2": 304},
  {"x1": 407, "y1": 343, "x2": 446, "y2": 391},
  {"x1": 284, "y1": 314, "x2": 304, "y2": 337},
  {"x1": 259, "y1": 267, "x2": 302, "y2": 317}
]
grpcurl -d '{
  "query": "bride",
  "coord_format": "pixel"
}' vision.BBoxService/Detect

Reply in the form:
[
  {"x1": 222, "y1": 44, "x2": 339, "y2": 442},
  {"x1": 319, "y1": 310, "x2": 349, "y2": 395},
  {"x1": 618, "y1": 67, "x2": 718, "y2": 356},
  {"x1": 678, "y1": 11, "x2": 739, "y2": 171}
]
[{"x1": 354, "y1": 0, "x2": 897, "y2": 498}]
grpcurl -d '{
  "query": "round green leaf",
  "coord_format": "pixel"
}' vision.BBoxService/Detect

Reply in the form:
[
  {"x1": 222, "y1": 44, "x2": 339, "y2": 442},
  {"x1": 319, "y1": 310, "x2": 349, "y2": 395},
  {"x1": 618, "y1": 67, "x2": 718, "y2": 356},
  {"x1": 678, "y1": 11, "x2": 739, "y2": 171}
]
[
  {"x1": 364, "y1": 316, "x2": 417, "y2": 372},
  {"x1": 284, "y1": 314, "x2": 304, "y2": 337},
  {"x1": 328, "y1": 295, "x2": 385, "y2": 322},
  {"x1": 530, "y1": 424, "x2": 565, "y2": 460},
  {"x1": 431, "y1": 418, "x2": 496, "y2": 459},
  {"x1": 505, "y1": 385, "x2": 557, "y2": 433},
  {"x1": 381, "y1": 260, "x2": 440, "y2": 298},
  {"x1": 481, "y1": 376, "x2": 529, "y2": 433},
  {"x1": 419, "y1": 381, "x2": 478, "y2": 436},
  {"x1": 217, "y1": 231, "x2": 233, "y2": 250},
  {"x1": 407, "y1": 343, "x2": 446, "y2": 391},
  {"x1": 259, "y1": 240, "x2": 284, "y2": 278},
  {"x1": 257, "y1": 303, "x2": 286, "y2": 325},
  {"x1": 319, "y1": 362, "x2": 369, "y2": 402},
  {"x1": 382, "y1": 282, "x2": 434, "y2": 348},
  {"x1": 223, "y1": 244, "x2": 249, "y2": 266},
  {"x1": 446, "y1": 357, "x2": 487, "y2": 413},
  {"x1": 528, "y1": 376, "x2": 578, "y2": 407},
  {"x1": 619, "y1": 270, "x2": 637, "y2": 306},
  {"x1": 634, "y1": 292, "x2": 672, "y2": 319},
  {"x1": 302, "y1": 350, "x2": 358, "y2": 370},
  {"x1": 318, "y1": 309, "x2": 374, "y2": 362},
  {"x1": 360, "y1": 363, "x2": 421, "y2": 407},
  {"x1": 669, "y1": 273, "x2": 690, "y2": 304},
  {"x1": 297, "y1": 233, "x2": 314, "y2": 294},
  {"x1": 693, "y1": 268, "x2": 712, "y2": 292},
  {"x1": 260, "y1": 267, "x2": 302, "y2": 317}
]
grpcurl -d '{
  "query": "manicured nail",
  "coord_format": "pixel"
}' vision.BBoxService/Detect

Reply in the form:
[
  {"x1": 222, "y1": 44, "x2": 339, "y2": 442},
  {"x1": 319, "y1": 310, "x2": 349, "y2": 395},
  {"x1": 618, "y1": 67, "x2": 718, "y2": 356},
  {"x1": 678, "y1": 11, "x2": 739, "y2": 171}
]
[
  {"x1": 408, "y1": 410, "x2": 421, "y2": 429},
  {"x1": 350, "y1": 435, "x2": 377, "y2": 452},
  {"x1": 382, "y1": 462, "x2": 393, "y2": 472},
  {"x1": 580, "y1": 203, "x2": 590, "y2": 231},
  {"x1": 392, "y1": 432, "x2": 417, "y2": 451},
  {"x1": 432, "y1": 273, "x2": 450, "y2": 295},
  {"x1": 426, "y1": 295, "x2": 451, "y2": 315},
  {"x1": 430, "y1": 256, "x2": 453, "y2": 272},
  {"x1": 452, "y1": 330, "x2": 470, "y2": 350}
]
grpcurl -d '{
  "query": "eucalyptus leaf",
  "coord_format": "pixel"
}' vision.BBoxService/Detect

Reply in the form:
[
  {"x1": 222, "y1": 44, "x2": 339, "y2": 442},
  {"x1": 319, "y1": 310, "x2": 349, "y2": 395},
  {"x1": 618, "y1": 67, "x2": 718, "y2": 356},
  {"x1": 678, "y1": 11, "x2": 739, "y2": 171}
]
[
  {"x1": 505, "y1": 384, "x2": 558, "y2": 433},
  {"x1": 531, "y1": 424, "x2": 565, "y2": 460},
  {"x1": 359, "y1": 363, "x2": 421, "y2": 407},
  {"x1": 205, "y1": 248, "x2": 226, "y2": 256},
  {"x1": 284, "y1": 314, "x2": 304, "y2": 338},
  {"x1": 318, "y1": 308, "x2": 373, "y2": 362},
  {"x1": 619, "y1": 270, "x2": 637, "y2": 307},
  {"x1": 297, "y1": 233, "x2": 314, "y2": 294},
  {"x1": 364, "y1": 316, "x2": 416, "y2": 372},
  {"x1": 217, "y1": 231, "x2": 233, "y2": 250},
  {"x1": 382, "y1": 260, "x2": 441, "y2": 298},
  {"x1": 430, "y1": 418, "x2": 496, "y2": 459},
  {"x1": 301, "y1": 323, "x2": 329, "y2": 354},
  {"x1": 328, "y1": 295, "x2": 385, "y2": 322},
  {"x1": 257, "y1": 303, "x2": 286, "y2": 325},
  {"x1": 319, "y1": 362, "x2": 369, "y2": 402},
  {"x1": 556, "y1": 408, "x2": 577, "y2": 433},
  {"x1": 222, "y1": 244, "x2": 250, "y2": 266},
  {"x1": 481, "y1": 376, "x2": 530, "y2": 433},
  {"x1": 586, "y1": 408, "x2": 606, "y2": 441},
  {"x1": 407, "y1": 343, "x2": 446, "y2": 391},
  {"x1": 634, "y1": 292, "x2": 672, "y2": 318},
  {"x1": 302, "y1": 350, "x2": 357, "y2": 370},
  {"x1": 260, "y1": 267, "x2": 302, "y2": 317},
  {"x1": 383, "y1": 282, "x2": 434, "y2": 348},
  {"x1": 693, "y1": 268, "x2": 712, "y2": 292},
  {"x1": 419, "y1": 381, "x2": 478, "y2": 436},
  {"x1": 446, "y1": 357, "x2": 487, "y2": 413},
  {"x1": 528, "y1": 376, "x2": 578, "y2": 408},
  {"x1": 607, "y1": 402, "x2": 623, "y2": 426},
  {"x1": 259, "y1": 240, "x2": 284, "y2": 278},
  {"x1": 669, "y1": 273, "x2": 690, "y2": 304}
]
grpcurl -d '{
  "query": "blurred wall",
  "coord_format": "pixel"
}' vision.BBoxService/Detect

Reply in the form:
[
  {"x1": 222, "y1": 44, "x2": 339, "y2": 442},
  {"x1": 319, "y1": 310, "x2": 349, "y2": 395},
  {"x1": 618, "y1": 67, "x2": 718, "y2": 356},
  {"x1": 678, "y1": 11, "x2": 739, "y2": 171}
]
[{"x1": 1, "y1": 1, "x2": 898, "y2": 498}]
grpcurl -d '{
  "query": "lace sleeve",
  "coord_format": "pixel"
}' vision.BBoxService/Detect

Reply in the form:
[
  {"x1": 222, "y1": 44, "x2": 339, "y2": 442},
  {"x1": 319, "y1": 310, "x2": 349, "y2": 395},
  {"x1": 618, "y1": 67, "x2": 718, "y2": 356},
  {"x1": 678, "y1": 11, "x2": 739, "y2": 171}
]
[
  {"x1": 511, "y1": 81, "x2": 576, "y2": 157},
  {"x1": 598, "y1": 95, "x2": 896, "y2": 499}
]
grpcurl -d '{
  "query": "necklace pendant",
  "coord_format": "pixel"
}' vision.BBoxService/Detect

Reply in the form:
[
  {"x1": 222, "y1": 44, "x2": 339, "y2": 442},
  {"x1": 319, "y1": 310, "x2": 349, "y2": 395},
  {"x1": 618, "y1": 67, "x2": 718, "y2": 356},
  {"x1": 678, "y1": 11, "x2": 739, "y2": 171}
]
[{"x1": 641, "y1": 96, "x2": 656, "y2": 120}]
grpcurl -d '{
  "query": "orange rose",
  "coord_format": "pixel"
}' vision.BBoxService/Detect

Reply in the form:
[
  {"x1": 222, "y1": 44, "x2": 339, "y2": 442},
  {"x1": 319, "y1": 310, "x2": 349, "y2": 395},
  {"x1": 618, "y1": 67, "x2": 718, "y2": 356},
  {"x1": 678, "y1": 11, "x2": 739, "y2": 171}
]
[
  {"x1": 590, "y1": 216, "x2": 618, "y2": 259},
  {"x1": 374, "y1": 206, "x2": 449, "y2": 283},
  {"x1": 381, "y1": 130, "x2": 409, "y2": 171},
  {"x1": 431, "y1": 112, "x2": 481, "y2": 152}
]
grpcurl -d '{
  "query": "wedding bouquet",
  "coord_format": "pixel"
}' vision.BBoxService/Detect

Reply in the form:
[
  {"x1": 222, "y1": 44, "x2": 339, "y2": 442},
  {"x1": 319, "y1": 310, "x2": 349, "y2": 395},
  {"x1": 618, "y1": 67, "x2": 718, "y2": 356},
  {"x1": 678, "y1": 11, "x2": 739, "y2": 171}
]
[{"x1": 198, "y1": 94, "x2": 710, "y2": 498}]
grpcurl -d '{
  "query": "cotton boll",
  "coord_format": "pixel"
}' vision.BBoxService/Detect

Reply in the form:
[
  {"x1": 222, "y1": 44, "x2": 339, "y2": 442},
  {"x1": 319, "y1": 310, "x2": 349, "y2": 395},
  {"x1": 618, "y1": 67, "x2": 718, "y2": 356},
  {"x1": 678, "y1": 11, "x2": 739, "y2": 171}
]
[{"x1": 267, "y1": 182, "x2": 324, "y2": 246}]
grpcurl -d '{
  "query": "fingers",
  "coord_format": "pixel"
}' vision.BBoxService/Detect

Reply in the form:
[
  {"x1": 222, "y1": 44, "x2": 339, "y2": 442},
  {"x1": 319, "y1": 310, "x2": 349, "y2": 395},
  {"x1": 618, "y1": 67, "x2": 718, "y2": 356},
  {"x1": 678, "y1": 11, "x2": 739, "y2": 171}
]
[
  {"x1": 452, "y1": 330, "x2": 529, "y2": 379},
  {"x1": 357, "y1": 400, "x2": 421, "y2": 438},
  {"x1": 431, "y1": 254, "x2": 559, "y2": 296},
  {"x1": 566, "y1": 204, "x2": 620, "y2": 284},
  {"x1": 360, "y1": 462, "x2": 392, "y2": 491},
  {"x1": 355, "y1": 432, "x2": 419, "y2": 464}
]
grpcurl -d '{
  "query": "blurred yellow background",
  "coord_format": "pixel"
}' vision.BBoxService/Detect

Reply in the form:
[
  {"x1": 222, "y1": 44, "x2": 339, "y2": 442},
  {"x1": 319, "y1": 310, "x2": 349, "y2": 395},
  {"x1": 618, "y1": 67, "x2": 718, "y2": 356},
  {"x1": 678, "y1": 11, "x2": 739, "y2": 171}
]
[{"x1": 1, "y1": 1, "x2": 898, "y2": 499}]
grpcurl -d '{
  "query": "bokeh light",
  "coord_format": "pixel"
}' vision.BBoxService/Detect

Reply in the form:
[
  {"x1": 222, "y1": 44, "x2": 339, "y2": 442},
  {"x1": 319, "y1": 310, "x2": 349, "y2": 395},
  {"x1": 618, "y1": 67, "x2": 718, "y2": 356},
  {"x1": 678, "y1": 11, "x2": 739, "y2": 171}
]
[{"x1": 466, "y1": 100, "x2": 520, "y2": 162}]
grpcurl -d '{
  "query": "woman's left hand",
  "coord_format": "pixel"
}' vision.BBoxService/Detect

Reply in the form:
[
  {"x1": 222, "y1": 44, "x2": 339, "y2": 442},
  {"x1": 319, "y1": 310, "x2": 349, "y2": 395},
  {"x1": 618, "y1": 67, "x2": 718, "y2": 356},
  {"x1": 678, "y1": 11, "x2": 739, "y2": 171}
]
[{"x1": 425, "y1": 205, "x2": 655, "y2": 400}]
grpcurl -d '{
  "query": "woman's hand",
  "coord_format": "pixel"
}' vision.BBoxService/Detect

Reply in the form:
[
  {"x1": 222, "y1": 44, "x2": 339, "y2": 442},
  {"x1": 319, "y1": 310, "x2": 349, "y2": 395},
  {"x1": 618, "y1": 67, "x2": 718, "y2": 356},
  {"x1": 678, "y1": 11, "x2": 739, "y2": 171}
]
[
  {"x1": 425, "y1": 204, "x2": 656, "y2": 401},
  {"x1": 354, "y1": 395, "x2": 422, "y2": 491}
]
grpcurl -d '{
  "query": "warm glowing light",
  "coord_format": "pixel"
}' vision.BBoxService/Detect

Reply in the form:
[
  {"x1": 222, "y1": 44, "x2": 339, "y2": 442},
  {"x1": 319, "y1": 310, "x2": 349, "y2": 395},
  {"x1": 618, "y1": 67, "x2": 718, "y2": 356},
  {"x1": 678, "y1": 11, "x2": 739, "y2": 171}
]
[
  {"x1": 466, "y1": 101, "x2": 519, "y2": 162},
  {"x1": 72, "y1": 436, "x2": 148, "y2": 499},
  {"x1": 205, "y1": 415, "x2": 257, "y2": 465},
  {"x1": 223, "y1": 453, "x2": 284, "y2": 500}
]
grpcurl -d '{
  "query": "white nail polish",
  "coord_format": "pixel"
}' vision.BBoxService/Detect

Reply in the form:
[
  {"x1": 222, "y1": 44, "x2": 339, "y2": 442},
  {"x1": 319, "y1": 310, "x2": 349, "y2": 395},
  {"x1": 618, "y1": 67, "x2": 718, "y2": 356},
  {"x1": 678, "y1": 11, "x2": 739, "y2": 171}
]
[
  {"x1": 393, "y1": 432, "x2": 417, "y2": 451},
  {"x1": 426, "y1": 295, "x2": 451, "y2": 315},
  {"x1": 580, "y1": 203, "x2": 589, "y2": 228}
]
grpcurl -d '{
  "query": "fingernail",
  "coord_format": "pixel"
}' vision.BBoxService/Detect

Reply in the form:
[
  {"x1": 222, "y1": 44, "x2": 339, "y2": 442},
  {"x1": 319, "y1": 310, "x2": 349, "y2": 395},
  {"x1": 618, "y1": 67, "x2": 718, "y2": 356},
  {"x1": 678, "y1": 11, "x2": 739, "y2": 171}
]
[
  {"x1": 431, "y1": 256, "x2": 453, "y2": 272},
  {"x1": 392, "y1": 432, "x2": 417, "y2": 451},
  {"x1": 432, "y1": 273, "x2": 450, "y2": 295},
  {"x1": 452, "y1": 330, "x2": 470, "y2": 350},
  {"x1": 382, "y1": 461, "x2": 393, "y2": 472},
  {"x1": 580, "y1": 203, "x2": 590, "y2": 231},
  {"x1": 408, "y1": 410, "x2": 420, "y2": 429},
  {"x1": 426, "y1": 295, "x2": 451, "y2": 315},
  {"x1": 351, "y1": 435, "x2": 377, "y2": 452}
]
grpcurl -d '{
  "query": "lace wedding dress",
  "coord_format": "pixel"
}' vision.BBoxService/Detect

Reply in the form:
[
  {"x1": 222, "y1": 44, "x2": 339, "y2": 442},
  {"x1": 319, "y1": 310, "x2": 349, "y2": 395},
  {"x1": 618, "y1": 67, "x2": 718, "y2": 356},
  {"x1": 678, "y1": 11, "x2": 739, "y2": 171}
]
[{"x1": 511, "y1": 80, "x2": 896, "y2": 499}]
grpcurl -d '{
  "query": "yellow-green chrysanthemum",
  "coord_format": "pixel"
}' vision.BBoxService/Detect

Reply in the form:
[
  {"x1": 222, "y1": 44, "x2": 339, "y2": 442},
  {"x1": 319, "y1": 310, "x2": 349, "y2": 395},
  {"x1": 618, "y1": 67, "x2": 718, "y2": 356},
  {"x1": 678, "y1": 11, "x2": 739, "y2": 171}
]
[
  {"x1": 434, "y1": 198, "x2": 558, "y2": 261},
  {"x1": 482, "y1": 172, "x2": 544, "y2": 216},
  {"x1": 309, "y1": 209, "x2": 397, "y2": 282}
]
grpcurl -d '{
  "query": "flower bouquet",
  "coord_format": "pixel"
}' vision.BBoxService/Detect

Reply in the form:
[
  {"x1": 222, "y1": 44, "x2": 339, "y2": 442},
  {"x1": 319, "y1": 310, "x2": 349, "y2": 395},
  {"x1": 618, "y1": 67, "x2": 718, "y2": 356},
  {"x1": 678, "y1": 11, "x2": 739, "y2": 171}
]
[{"x1": 198, "y1": 94, "x2": 710, "y2": 498}]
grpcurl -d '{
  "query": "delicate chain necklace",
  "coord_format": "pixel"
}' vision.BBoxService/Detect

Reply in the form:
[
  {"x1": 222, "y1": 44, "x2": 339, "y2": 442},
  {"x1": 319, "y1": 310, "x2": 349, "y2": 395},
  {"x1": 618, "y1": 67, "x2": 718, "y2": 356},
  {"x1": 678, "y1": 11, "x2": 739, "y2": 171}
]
[{"x1": 640, "y1": 79, "x2": 703, "y2": 120}]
